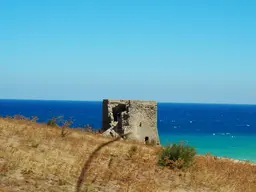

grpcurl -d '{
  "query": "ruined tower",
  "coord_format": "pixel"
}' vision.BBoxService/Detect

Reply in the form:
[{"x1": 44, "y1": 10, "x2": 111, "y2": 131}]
[{"x1": 102, "y1": 99, "x2": 160, "y2": 145}]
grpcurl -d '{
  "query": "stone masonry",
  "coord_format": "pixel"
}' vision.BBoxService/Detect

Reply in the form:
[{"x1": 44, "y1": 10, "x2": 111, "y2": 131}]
[{"x1": 101, "y1": 99, "x2": 160, "y2": 145}]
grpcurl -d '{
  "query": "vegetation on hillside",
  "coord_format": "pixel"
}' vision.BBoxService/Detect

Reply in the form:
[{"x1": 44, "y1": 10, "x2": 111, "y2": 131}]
[
  {"x1": 46, "y1": 117, "x2": 59, "y2": 127},
  {"x1": 158, "y1": 142, "x2": 196, "y2": 169},
  {"x1": 0, "y1": 116, "x2": 256, "y2": 192}
]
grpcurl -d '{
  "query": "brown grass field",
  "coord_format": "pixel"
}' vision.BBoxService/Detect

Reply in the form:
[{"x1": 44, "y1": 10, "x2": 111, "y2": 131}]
[{"x1": 0, "y1": 117, "x2": 256, "y2": 192}]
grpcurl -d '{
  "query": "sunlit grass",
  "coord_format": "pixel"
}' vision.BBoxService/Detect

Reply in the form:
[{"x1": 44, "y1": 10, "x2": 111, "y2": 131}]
[{"x1": 0, "y1": 117, "x2": 255, "y2": 192}]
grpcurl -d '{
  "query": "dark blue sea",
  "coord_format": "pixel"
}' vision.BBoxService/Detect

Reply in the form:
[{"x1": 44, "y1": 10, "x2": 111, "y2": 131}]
[{"x1": 1, "y1": 99, "x2": 256, "y2": 162}]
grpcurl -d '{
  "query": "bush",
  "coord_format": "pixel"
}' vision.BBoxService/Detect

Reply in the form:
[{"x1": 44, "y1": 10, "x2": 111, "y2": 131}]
[
  {"x1": 47, "y1": 117, "x2": 58, "y2": 127},
  {"x1": 158, "y1": 142, "x2": 196, "y2": 169}
]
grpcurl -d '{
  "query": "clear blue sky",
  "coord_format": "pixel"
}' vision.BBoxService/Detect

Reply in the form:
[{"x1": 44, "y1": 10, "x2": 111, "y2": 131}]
[{"x1": 1, "y1": 0, "x2": 255, "y2": 104}]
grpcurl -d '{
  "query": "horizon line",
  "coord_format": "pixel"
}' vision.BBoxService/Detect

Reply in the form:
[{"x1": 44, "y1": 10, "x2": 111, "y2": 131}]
[{"x1": 0, "y1": 98, "x2": 255, "y2": 106}]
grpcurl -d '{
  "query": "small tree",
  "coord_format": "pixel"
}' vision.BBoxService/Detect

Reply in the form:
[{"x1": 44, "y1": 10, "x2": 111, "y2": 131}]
[
  {"x1": 60, "y1": 117, "x2": 73, "y2": 137},
  {"x1": 158, "y1": 142, "x2": 196, "y2": 169}
]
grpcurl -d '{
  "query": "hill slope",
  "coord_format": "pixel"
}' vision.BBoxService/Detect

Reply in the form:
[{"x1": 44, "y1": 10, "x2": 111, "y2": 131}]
[{"x1": 0, "y1": 118, "x2": 255, "y2": 192}]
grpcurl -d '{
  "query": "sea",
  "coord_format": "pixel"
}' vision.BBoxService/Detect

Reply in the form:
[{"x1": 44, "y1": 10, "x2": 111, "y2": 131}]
[{"x1": 0, "y1": 99, "x2": 256, "y2": 162}]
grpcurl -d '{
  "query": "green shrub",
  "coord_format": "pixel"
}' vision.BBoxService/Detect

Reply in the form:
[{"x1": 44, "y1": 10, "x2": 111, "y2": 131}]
[
  {"x1": 158, "y1": 142, "x2": 196, "y2": 169},
  {"x1": 47, "y1": 117, "x2": 58, "y2": 127}
]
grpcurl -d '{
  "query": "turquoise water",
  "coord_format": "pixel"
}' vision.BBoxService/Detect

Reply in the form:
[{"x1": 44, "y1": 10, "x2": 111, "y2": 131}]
[{"x1": 160, "y1": 133, "x2": 256, "y2": 162}]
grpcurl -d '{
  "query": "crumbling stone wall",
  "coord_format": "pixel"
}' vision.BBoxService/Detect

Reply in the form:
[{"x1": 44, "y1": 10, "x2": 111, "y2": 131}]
[{"x1": 102, "y1": 99, "x2": 160, "y2": 145}]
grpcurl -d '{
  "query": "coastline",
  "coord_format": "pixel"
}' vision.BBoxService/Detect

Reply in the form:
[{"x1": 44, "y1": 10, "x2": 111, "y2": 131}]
[
  {"x1": 159, "y1": 133, "x2": 256, "y2": 163},
  {"x1": 197, "y1": 154, "x2": 256, "y2": 166}
]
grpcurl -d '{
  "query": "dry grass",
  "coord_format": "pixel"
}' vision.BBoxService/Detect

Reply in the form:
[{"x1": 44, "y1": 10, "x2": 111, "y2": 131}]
[{"x1": 0, "y1": 118, "x2": 255, "y2": 192}]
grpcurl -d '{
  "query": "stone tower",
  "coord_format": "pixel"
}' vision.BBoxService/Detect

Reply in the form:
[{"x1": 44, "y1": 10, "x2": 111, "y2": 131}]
[{"x1": 102, "y1": 99, "x2": 160, "y2": 145}]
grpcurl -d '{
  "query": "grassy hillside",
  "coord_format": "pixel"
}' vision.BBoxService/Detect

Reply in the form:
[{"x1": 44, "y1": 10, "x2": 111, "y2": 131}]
[{"x1": 0, "y1": 118, "x2": 255, "y2": 192}]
